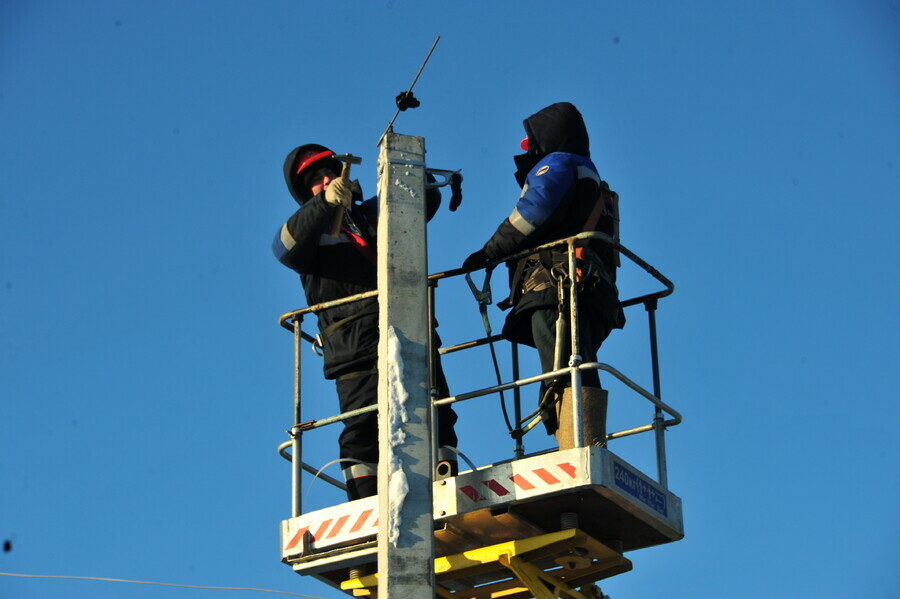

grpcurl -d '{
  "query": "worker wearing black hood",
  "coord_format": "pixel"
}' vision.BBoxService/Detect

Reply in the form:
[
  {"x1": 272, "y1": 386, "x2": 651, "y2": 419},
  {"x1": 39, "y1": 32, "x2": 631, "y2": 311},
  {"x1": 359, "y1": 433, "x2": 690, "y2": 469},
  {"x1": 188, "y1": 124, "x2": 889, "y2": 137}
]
[
  {"x1": 463, "y1": 103, "x2": 625, "y2": 450},
  {"x1": 273, "y1": 144, "x2": 459, "y2": 500}
]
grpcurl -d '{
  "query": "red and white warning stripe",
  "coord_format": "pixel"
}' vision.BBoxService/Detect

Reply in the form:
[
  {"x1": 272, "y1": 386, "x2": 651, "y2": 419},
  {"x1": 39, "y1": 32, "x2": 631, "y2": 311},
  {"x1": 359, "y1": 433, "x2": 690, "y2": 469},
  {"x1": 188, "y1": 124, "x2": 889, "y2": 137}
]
[
  {"x1": 283, "y1": 502, "x2": 378, "y2": 554},
  {"x1": 457, "y1": 460, "x2": 578, "y2": 503}
]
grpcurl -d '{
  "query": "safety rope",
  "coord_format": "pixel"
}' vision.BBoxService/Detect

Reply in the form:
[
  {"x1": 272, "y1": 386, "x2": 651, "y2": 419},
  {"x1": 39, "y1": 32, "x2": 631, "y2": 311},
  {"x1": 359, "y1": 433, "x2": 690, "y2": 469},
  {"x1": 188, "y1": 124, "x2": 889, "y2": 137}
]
[
  {"x1": 465, "y1": 269, "x2": 515, "y2": 434},
  {"x1": 517, "y1": 266, "x2": 572, "y2": 435}
]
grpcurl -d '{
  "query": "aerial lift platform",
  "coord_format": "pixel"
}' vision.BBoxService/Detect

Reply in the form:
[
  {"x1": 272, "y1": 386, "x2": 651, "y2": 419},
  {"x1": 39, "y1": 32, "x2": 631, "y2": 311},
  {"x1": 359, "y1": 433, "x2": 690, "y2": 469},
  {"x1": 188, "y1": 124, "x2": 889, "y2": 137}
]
[
  {"x1": 276, "y1": 132, "x2": 682, "y2": 598},
  {"x1": 281, "y1": 445, "x2": 681, "y2": 597}
]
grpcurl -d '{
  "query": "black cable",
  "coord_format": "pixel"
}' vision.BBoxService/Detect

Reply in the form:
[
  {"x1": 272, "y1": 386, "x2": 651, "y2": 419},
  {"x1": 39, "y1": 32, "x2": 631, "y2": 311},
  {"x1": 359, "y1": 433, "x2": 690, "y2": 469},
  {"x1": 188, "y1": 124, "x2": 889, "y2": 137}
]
[{"x1": 489, "y1": 338, "x2": 515, "y2": 433}]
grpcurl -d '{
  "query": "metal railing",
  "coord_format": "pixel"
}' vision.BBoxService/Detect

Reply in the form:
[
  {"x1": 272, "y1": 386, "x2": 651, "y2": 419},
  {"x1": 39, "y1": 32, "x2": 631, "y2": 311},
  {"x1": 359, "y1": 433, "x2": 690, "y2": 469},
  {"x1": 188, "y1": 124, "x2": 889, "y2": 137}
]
[{"x1": 277, "y1": 232, "x2": 680, "y2": 516}]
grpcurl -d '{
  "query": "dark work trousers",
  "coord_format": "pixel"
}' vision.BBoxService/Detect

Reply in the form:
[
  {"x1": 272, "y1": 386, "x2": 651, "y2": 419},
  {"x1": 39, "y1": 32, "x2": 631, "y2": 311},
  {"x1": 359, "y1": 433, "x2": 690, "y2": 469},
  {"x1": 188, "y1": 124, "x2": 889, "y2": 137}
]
[
  {"x1": 531, "y1": 305, "x2": 612, "y2": 433},
  {"x1": 334, "y1": 360, "x2": 459, "y2": 500}
]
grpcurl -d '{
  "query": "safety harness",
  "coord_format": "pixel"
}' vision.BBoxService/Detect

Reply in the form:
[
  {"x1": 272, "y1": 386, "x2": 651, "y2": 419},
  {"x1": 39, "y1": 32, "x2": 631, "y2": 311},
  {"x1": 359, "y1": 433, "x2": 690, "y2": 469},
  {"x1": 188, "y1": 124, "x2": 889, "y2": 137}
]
[
  {"x1": 499, "y1": 180, "x2": 621, "y2": 435},
  {"x1": 502, "y1": 180, "x2": 619, "y2": 311}
]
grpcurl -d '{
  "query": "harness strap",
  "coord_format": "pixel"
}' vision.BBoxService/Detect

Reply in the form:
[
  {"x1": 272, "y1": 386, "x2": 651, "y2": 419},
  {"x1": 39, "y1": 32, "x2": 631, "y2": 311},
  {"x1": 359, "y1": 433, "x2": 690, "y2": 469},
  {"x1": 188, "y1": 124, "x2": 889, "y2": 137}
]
[
  {"x1": 320, "y1": 303, "x2": 378, "y2": 338},
  {"x1": 341, "y1": 211, "x2": 377, "y2": 264},
  {"x1": 502, "y1": 256, "x2": 532, "y2": 309},
  {"x1": 335, "y1": 367, "x2": 378, "y2": 382},
  {"x1": 574, "y1": 191, "x2": 608, "y2": 271}
]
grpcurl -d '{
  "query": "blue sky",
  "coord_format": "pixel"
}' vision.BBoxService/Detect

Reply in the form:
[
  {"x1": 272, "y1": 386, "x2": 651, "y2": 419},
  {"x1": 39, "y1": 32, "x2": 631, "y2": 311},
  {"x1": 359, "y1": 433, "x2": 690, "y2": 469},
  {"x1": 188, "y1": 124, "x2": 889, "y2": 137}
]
[{"x1": 2, "y1": 1, "x2": 898, "y2": 598}]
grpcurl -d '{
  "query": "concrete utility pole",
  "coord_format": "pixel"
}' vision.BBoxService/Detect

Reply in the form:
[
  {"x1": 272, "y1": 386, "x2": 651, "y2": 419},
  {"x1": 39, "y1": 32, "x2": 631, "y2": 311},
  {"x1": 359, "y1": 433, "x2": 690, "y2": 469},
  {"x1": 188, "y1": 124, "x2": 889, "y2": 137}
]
[{"x1": 376, "y1": 132, "x2": 435, "y2": 598}]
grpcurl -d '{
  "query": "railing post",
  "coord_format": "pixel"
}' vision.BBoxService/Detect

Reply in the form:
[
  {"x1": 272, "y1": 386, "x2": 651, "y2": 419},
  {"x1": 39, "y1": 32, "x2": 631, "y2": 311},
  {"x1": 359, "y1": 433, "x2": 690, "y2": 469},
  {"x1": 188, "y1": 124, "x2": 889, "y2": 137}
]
[
  {"x1": 567, "y1": 240, "x2": 584, "y2": 448},
  {"x1": 512, "y1": 343, "x2": 524, "y2": 459},
  {"x1": 428, "y1": 281, "x2": 440, "y2": 467},
  {"x1": 291, "y1": 317, "x2": 303, "y2": 517},
  {"x1": 646, "y1": 298, "x2": 668, "y2": 488}
]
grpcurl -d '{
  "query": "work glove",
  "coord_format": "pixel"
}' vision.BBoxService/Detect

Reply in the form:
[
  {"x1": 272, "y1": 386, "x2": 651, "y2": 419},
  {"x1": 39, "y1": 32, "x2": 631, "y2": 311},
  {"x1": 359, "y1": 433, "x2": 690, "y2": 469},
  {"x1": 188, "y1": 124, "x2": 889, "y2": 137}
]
[
  {"x1": 324, "y1": 176, "x2": 353, "y2": 207},
  {"x1": 462, "y1": 249, "x2": 490, "y2": 271}
]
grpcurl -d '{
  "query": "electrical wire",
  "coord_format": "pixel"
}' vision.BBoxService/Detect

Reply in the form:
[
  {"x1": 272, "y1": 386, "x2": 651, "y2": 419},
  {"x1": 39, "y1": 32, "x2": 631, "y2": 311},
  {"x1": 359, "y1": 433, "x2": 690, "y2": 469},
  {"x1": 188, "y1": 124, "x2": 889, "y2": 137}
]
[{"x1": 0, "y1": 571, "x2": 329, "y2": 598}]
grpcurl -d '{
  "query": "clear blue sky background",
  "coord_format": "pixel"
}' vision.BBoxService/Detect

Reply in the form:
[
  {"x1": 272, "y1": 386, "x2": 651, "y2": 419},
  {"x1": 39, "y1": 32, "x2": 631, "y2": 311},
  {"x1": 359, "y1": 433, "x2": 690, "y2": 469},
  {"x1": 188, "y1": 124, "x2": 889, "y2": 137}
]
[{"x1": 2, "y1": 1, "x2": 898, "y2": 598}]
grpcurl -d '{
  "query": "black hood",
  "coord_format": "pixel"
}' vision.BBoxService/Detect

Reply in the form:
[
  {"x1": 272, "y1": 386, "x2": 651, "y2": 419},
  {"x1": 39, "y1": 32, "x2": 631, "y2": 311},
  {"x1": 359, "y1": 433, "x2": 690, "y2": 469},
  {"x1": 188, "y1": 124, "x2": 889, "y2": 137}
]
[
  {"x1": 515, "y1": 102, "x2": 590, "y2": 186},
  {"x1": 283, "y1": 143, "x2": 343, "y2": 205}
]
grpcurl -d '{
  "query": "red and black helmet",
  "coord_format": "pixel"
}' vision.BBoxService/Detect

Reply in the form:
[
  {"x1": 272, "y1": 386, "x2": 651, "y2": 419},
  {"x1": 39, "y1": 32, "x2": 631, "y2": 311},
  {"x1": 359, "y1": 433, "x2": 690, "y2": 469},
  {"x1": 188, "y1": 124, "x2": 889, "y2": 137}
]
[{"x1": 283, "y1": 143, "x2": 343, "y2": 204}]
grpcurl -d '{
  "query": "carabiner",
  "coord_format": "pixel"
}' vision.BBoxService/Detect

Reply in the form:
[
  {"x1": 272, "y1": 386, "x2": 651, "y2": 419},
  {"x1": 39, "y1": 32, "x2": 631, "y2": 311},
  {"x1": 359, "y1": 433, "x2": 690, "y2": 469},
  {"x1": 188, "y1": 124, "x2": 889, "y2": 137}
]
[
  {"x1": 465, "y1": 269, "x2": 494, "y2": 336},
  {"x1": 465, "y1": 268, "x2": 493, "y2": 307},
  {"x1": 312, "y1": 334, "x2": 324, "y2": 357}
]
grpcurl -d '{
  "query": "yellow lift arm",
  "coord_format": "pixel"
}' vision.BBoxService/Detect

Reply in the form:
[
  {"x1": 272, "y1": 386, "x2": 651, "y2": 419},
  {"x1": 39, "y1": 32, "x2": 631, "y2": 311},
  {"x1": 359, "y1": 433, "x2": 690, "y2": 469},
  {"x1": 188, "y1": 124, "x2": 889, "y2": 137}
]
[{"x1": 341, "y1": 528, "x2": 631, "y2": 599}]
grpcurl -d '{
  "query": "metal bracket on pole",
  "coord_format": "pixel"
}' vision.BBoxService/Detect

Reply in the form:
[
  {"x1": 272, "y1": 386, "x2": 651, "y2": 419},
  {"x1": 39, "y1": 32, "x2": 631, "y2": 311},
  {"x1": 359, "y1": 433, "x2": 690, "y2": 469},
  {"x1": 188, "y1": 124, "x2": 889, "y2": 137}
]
[{"x1": 376, "y1": 132, "x2": 436, "y2": 598}]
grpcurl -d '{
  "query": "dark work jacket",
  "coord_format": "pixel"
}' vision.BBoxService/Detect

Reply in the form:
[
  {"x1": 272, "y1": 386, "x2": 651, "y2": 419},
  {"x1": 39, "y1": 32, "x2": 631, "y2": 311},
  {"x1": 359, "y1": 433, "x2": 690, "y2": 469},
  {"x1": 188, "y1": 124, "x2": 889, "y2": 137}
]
[
  {"x1": 273, "y1": 185, "x2": 442, "y2": 379},
  {"x1": 478, "y1": 102, "x2": 625, "y2": 346}
]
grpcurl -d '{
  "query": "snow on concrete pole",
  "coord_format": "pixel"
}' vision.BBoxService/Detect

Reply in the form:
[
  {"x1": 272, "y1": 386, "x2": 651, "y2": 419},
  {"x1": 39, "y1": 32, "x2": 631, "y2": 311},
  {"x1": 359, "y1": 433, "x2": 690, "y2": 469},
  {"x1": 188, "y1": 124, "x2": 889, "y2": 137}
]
[{"x1": 376, "y1": 132, "x2": 435, "y2": 598}]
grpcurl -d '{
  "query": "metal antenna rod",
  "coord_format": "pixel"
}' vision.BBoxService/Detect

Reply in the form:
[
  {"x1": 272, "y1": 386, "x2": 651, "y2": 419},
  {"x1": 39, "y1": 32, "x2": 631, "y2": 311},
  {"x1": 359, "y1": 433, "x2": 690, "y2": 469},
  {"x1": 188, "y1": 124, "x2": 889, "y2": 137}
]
[{"x1": 376, "y1": 35, "x2": 441, "y2": 146}]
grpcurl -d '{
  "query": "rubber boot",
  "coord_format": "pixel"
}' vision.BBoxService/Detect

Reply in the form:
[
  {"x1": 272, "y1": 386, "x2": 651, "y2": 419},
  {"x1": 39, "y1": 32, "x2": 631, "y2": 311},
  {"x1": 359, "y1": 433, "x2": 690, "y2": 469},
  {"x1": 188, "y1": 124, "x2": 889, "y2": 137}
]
[{"x1": 555, "y1": 387, "x2": 608, "y2": 450}]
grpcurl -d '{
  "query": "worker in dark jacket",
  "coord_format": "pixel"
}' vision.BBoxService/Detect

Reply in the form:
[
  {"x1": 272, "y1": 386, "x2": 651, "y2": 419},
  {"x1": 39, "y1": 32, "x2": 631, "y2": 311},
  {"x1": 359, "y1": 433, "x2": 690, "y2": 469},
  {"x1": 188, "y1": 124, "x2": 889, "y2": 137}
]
[
  {"x1": 462, "y1": 103, "x2": 624, "y2": 450},
  {"x1": 273, "y1": 144, "x2": 458, "y2": 500}
]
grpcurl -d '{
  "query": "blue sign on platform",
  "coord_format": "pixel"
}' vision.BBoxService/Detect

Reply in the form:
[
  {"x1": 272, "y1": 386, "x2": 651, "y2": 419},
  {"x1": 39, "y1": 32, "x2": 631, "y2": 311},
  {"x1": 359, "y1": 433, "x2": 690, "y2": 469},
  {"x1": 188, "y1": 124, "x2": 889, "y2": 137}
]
[{"x1": 614, "y1": 461, "x2": 668, "y2": 517}]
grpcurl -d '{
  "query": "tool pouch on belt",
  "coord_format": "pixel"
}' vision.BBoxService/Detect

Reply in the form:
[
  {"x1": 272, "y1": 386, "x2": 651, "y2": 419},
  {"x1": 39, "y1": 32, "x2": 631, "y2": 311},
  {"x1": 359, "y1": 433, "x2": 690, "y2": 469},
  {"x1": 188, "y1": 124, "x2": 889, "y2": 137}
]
[{"x1": 498, "y1": 252, "x2": 555, "y2": 310}]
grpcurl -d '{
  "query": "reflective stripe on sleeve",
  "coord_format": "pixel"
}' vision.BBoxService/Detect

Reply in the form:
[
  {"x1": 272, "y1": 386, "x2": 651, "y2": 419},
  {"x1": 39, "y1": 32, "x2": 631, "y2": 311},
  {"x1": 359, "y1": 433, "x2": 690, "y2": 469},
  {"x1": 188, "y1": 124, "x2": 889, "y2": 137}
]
[
  {"x1": 508, "y1": 207, "x2": 536, "y2": 235},
  {"x1": 280, "y1": 224, "x2": 297, "y2": 251},
  {"x1": 576, "y1": 165, "x2": 601, "y2": 184}
]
